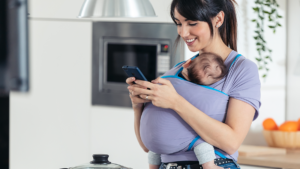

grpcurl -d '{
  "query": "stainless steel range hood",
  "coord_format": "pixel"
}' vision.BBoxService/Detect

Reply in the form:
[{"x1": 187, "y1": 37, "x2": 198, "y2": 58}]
[{"x1": 78, "y1": 0, "x2": 157, "y2": 18}]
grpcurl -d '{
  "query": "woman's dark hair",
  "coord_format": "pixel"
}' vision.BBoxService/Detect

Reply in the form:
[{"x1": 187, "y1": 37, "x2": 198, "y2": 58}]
[{"x1": 171, "y1": 0, "x2": 237, "y2": 51}]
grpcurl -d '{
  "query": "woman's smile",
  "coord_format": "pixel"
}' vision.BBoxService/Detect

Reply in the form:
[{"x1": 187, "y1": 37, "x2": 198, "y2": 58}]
[{"x1": 186, "y1": 38, "x2": 197, "y2": 46}]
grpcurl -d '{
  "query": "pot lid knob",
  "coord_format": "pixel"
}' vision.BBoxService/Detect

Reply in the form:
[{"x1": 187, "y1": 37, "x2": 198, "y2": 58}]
[{"x1": 91, "y1": 154, "x2": 111, "y2": 164}]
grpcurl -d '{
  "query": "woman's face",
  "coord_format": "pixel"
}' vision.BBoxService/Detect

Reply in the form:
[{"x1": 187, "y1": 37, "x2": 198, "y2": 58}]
[{"x1": 174, "y1": 8, "x2": 213, "y2": 52}]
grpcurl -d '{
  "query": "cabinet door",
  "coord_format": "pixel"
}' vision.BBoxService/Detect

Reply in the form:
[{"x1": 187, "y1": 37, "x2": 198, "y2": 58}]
[
  {"x1": 10, "y1": 20, "x2": 92, "y2": 169},
  {"x1": 29, "y1": 0, "x2": 84, "y2": 18}
]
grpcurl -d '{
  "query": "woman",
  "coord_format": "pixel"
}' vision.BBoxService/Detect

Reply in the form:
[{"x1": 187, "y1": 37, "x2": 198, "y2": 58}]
[{"x1": 126, "y1": 0, "x2": 261, "y2": 169}]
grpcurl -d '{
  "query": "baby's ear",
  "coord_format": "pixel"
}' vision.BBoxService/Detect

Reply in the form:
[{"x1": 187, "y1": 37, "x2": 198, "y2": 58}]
[{"x1": 182, "y1": 59, "x2": 192, "y2": 68}]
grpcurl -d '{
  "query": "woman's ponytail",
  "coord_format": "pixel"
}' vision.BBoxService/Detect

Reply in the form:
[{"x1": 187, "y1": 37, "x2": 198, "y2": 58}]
[{"x1": 220, "y1": 0, "x2": 237, "y2": 51}]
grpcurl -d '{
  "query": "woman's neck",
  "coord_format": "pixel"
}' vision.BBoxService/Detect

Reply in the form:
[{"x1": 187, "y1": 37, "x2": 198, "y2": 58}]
[{"x1": 200, "y1": 36, "x2": 233, "y2": 61}]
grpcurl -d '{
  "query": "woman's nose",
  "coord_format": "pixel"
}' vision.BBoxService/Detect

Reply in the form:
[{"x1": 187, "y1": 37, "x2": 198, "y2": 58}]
[{"x1": 178, "y1": 25, "x2": 190, "y2": 38}]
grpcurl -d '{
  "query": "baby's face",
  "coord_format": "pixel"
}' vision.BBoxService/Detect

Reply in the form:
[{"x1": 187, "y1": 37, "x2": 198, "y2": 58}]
[{"x1": 188, "y1": 57, "x2": 223, "y2": 85}]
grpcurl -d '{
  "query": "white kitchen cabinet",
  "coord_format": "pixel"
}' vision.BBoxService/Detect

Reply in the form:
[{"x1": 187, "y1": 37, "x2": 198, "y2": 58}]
[
  {"x1": 28, "y1": 0, "x2": 84, "y2": 19},
  {"x1": 10, "y1": 19, "x2": 92, "y2": 169}
]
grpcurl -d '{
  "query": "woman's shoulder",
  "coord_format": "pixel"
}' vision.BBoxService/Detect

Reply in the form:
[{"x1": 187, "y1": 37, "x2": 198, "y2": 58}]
[
  {"x1": 221, "y1": 54, "x2": 261, "y2": 92},
  {"x1": 225, "y1": 55, "x2": 261, "y2": 93},
  {"x1": 238, "y1": 56, "x2": 258, "y2": 68},
  {"x1": 230, "y1": 55, "x2": 259, "y2": 78}
]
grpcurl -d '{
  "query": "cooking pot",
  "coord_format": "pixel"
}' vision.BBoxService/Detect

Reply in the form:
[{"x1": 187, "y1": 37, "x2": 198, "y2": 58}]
[{"x1": 62, "y1": 154, "x2": 132, "y2": 169}]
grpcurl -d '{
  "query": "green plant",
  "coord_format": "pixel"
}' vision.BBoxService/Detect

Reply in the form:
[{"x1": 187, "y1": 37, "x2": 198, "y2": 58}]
[{"x1": 252, "y1": 0, "x2": 282, "y2": 79}]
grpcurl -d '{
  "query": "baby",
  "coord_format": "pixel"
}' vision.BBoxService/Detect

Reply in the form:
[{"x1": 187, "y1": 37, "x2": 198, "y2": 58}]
[
  {"x1": 148, "y1": 52, "x2": 227, "y2": 169},
  {"x1": 181, "y1": 52, "x2": 227, "y2": 85}
]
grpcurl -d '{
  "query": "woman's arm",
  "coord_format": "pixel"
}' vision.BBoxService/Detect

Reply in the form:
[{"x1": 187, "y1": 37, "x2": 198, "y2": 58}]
[{"x1": 173, "y1": 95, "x2": 255, "y2": 154}]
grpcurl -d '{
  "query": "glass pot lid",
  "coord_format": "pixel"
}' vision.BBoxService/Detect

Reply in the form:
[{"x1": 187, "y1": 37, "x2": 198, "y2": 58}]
[{"x1": 68, "y1": 154, "x2": 132, "y2": 169}]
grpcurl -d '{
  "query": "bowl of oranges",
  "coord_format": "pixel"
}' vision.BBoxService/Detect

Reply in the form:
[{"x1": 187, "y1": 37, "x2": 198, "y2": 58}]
[{"x1": 262, "y1": 118, "x2": 300, "y2": 149}]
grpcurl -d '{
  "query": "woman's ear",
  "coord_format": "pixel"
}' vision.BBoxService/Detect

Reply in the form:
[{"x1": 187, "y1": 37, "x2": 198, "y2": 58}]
[
  {"x1": 182, "y1": 59, "x2": 192, "y2": 68},
  {"x1": 215, "y1": 11, "x2": 225, "y2": 28}
]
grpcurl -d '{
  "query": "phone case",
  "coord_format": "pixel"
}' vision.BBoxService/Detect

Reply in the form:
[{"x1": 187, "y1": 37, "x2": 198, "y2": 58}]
[{"x1": 122, "y1": 66, "x2": 148, "y2": 81}]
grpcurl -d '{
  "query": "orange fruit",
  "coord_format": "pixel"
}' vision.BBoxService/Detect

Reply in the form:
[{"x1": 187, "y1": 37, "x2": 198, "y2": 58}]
[
  {"x1": 279, "y1": 121, "x2": 298, "y2": 132},
  {"x1": 298, "y1": 118, "x2": 300, "y2": 131},
  {"x1": 262, "y1": 118, "x2": 278, "y2": 130}
]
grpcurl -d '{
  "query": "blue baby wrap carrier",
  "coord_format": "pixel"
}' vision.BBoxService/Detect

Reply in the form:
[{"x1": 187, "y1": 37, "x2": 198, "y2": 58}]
[{"x1": 140, "y1": 54, "x2": 242, "y2": 159}]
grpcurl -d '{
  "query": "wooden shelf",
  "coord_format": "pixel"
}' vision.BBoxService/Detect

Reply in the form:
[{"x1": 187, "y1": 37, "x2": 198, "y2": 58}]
[{"x1": 238, "y1": 146, "x2": 300, "y2": 169}]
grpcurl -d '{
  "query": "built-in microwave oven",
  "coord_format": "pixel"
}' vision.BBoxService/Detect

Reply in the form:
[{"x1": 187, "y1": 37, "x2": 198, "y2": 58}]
[{"x1": 92, "y1": 22, "x2": 184, "y2": 107}]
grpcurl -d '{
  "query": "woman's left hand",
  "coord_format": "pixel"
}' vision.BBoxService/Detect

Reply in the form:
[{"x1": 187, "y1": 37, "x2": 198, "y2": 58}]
[{"x1": 128, "y1": 77, "x2": 181, "y2": 109}]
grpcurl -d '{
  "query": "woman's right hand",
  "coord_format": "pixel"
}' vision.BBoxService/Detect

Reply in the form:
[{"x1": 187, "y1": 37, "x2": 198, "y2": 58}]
[{"x1": 126, "y1": 77, "x2": 151, "y2": 109}]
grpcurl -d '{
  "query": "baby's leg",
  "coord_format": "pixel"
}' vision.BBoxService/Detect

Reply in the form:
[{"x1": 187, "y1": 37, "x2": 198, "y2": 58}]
[
  {"x1": 148, "y1": 151, "x2": 161, "y2": 169},
  {"x1": 194, "y1": 142, "x2": 223, "y2": 169}
]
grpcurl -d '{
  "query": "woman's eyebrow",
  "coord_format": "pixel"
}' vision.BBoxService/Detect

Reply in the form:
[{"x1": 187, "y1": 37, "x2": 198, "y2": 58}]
[{"x1": 174, "y1": 18, "x2": 189, "y2": 21}]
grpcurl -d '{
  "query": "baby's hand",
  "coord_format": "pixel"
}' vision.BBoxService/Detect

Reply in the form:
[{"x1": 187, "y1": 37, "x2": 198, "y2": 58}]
[{"x1": 202, "y1": 160, "x2": 227, "y2": 169}]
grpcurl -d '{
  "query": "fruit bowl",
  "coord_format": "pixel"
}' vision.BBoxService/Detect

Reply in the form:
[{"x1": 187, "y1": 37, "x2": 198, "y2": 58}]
[{"x1": 263, "y1": 130, "x2": 300, "y2": 149}]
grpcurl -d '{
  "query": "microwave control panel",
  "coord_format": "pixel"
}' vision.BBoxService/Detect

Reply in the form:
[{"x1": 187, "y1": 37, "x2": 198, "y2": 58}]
[
  {"x1": 157, "y1": 55, "x2": 170, "y2": 76},
  {"x1": 157, "y1": 44, "x2": 171, "y2": 76}
]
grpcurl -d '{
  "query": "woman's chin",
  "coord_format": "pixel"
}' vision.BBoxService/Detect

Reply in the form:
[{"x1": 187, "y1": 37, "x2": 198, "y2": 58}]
[{"x1": 187, "y1": 46, "x2": 199, "y2": 53}]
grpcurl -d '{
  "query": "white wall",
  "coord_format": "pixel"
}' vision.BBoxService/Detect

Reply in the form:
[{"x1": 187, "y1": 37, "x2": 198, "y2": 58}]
[
  {"x1": 10, "y1": 0, "x2": 290, "y2": 169},
  {"x1": 238, "y1": 0, "x2": 287, "y2": 145},
  {"x1": 286, "y1": 0, "x2": 300, "y2": 120}
]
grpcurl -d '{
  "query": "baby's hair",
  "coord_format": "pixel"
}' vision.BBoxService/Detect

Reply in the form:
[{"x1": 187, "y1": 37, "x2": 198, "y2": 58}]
[{"x1": 188, "y1": 53, "x2": 227, "y2": 85}]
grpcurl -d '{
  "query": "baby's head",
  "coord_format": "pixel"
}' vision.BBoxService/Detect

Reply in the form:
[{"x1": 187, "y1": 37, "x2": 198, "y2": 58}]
[{"x1": 187, "y1": 53, "x2": 227, "y2": 85}]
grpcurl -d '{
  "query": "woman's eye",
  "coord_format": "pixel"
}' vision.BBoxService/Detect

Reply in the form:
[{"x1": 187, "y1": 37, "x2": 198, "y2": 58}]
[
  {"x1": 176, "y1": 23, "x2": 182, "y2": 26},
  {"x1": 189, "y1": 23, "x2": 197, "y2": 26}
]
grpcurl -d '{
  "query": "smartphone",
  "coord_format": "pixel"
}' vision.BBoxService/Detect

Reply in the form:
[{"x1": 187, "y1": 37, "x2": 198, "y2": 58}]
[{"x1": 122, "y1": 65, "x2": 148, "y2": 81}]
